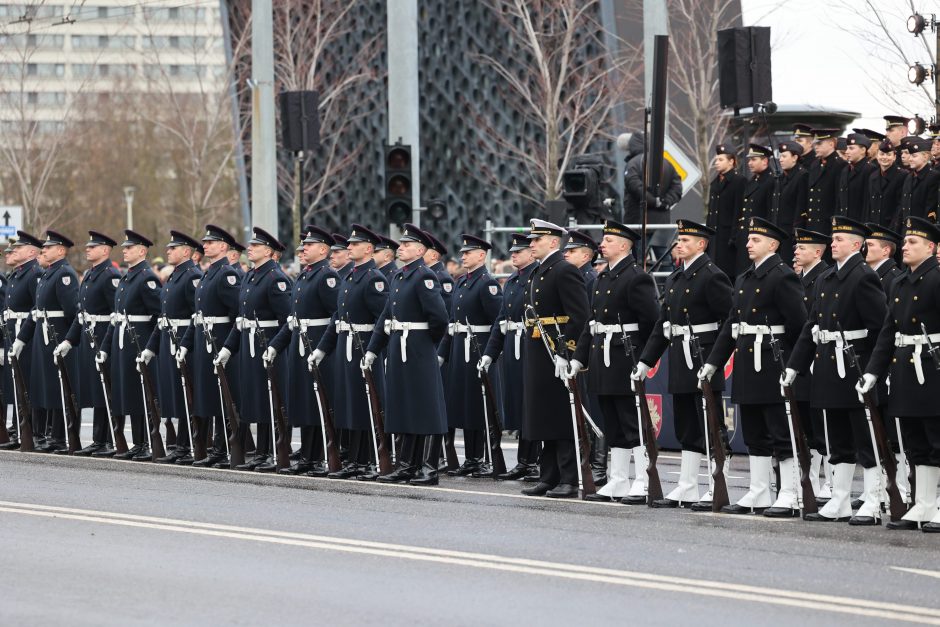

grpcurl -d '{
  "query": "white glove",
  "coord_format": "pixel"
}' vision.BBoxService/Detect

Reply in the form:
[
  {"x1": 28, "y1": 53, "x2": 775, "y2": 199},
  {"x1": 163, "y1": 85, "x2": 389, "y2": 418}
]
[
  {"x1": 566, "y1": 359, "x2": 584, "y2": 379},
  {"x1": 53, "y1": 340, "x2": 72, "y2": 358},
  {"x1": 0, "y1": 349, "x2": 5, "y2": 365},
  {"x1": 361, "y1": 351, "x2": 377, "y2": 372},
  {"x1": 262, "y1": 346, "x2": 277, "y2": 366},
  {"x1": 696, "y1": 363, "x2": 717, "y2": 389},
  {"x1": 477, "y1": 355, "x2": 492, "y2": 372},
  {"x1": 780, "y1": 367, "x2": 798, "y2": 387},
  {"x1": 95, "y1": 351, "x2": 108, "y2": 365},
  {"x1": 214, "y1": 347, "x2": 231, "y2": 367},
  {"x1": 553, "y1": 355, "x2": 569, "y2": 380},
  {"x1": 10, "y1": 339, "x2": 25, "y2": 359},
  {"x1": 856, "y1": 373, "x2": 877, "y2": 397},
  {"x1": 136, "y1": 348, "x2": 155, "y2": 365},
  {"x1": 175, "y1": 346, "x2": 188, "y2": 367},
  {"x1": 308, "y1": 348, "x2": 326, "y2": 371},
  {"x1": 438, "y1": 355, "x2": 445, "y2": 367},
  {"x1": 631, "y1": 362, "x2": 651, "y2": 381}
]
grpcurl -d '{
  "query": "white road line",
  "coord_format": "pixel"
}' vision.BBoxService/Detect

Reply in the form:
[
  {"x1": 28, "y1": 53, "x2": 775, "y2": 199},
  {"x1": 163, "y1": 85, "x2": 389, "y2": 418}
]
[
  {"x1": 0, "y1": 500, "x2": 936, "y2": 623},
  {"x1": 891, "y1": 566, "x2": 940, "y2": 580}
]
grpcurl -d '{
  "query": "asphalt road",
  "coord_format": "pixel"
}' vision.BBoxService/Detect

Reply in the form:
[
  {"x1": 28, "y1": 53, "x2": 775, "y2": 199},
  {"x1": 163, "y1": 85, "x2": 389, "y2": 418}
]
[{"x1": 2, "y1": 444, "x2": 940, "y2": 627}]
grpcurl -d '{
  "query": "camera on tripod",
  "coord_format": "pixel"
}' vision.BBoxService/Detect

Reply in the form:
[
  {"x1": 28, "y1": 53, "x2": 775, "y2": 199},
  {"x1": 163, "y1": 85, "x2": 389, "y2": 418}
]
[{"x1": 561, "y1": 154, "x2": 617, "y2": 223}]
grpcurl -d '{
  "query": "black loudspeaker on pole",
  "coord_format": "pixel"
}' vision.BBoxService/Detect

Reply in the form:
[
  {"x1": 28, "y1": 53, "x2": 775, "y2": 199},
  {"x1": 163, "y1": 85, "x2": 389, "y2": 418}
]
[{"x1": 641, "y1": 34, "x2": 668, "y2": 269}]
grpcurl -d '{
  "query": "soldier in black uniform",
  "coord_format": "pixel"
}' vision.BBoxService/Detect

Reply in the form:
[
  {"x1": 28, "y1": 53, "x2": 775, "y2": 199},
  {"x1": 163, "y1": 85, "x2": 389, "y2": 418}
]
[
  {"x1": 884, "y1": 115, "x2": 910, "y2": 149},
  {"x1": 365, "y1": 224, "x2": 449, "y2": 485},
  {"x1": 635, "y1": 220, "x2": 733, "y2": 509},
  {"x1": 480, "y1": 233, "x2": 539, "y2": 479},
  {"x1": 423, "y1": 230, "x2": 456, "y2": 467},
  {"x1": 772, "y1": 141, "x2": 808, "y2": 265},
  {"x1": 784, "y1": 217, "x2": 887, "y2": 523},
  {"x1": 699, "y1": 217, "x2": 807, "y2": 514},
  {"x1": 518, "y1": 219, "x2": 590, "y2": 499},
  {"x1": 837, "y1": 133, "x2": 874, "y2": 221},
  {"x1": 11, "y1": 231, "x2": 79, "y2": 453},
  {"x1": 896, "y1": 137, "x2": 940, "y2": 229},
  {"x1": 566, "y1": 220, "x2": 658, "y2": 503},
  {"x1": 853, "y1": 128, "x2": 886, "y2": 163},
  {"x1": 330, "y1": 233, "x2": 354, "y2": 280},
  {"x1": 866, "y1": 141, "x2": 905, "y2": 227},
  {"x1": 706, "y1": 143, "x2": 746, "y2": 279},
  {"x1": 804, "y1": 129, "x2": 848, "y2": 233},
  {"x1": 859, "y1": 217, "x2": 940, "y2": 530},
  {"x1": 793, "y1": 124, "x2": 817, "y2": 171},
  {"x1": 734, "y1": 144, "x2": 776, "y2": 275},
  {"x1": 140, "y1": 231, "x2": 202, "y2": 464},
  {"x1": 227, "y1": 239, "x2": 246, "y2": 277},
  {"x1": 789, "y1": 229, "x2": 831, "y2": 499},
  {"x1": 374, "y1": 235, "x2": 399, "y2": 279},
  {"x1": 56, "y1": 231, "x2": 119, "y2": 456},
  {"x1": 0, "y1": 242, "x2": 10, "y2": 447}
]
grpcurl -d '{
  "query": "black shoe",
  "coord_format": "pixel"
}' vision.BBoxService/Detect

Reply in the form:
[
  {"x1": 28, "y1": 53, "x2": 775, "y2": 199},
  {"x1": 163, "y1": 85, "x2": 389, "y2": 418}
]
[
  {"x1": 304, "y1": 461, "x2": 330, "y2": 477},
  {"x1": 254, "y1": 457, "x2": 276, "y2": 473},
  {"x1": 447, "y1": 459, "x2": 482, "y2": 477},
  {"x1": 886, "y1": 518, "x2": 919, "y2": 530},
  {"x1": 470, "y1": 462, "x2": 494, "y2": 478},
  {"x1": 235, "y1": 456, "x2": 264, "y2": 471},
  {"x1": 377, "y1": 465, "x2": 416, "y2": 483},
  {"x1": 279, "y1": 461, "x2": 314, "y2": 475},
  {"x1": 91, "y1": 445, "x2": 117, "y2": 458},
  {"x1": 0, "y1": 439, "x2": 20, "y2": 450},
  {"x1": 212, "y1": 457, "x2": 232, "y2": 469},
  {"x1": 803, "y1": 512, "x2": 850, "y2": 522},
  {"x1": 496, "y1": 463, "x2": 529, "y2": 481},
  {"x1": 73, "y1": 442, "x2": 106, "y2": 457},
  {"x1": 175, "y1": 454, "x2": 195, "y2": 465},
  {"x1": 690, "y1": 500, "x2": 715, "y2": 512},
  {"x1": 155, "y1": 449, "x2": 187, "y2": 464},
  {"x1": 37, "y1": 439, "x2": 67, "y2": 454},
  {"x1": 328, "y1": 463, "x2": 364, "y2": 479},
  {"x1": 357, "y1": 466, "x2": 381, "y2": 481},
  {"x1": 53, "y1": 443, "x2": 75, "y2": 455},
  {"x1": 583, "y1": 493, "x2": 612, "y2": 502},
  {"x1": 546, "y1": 484, "x2": 578, "y2": 498},
  {"x1": 409, "y1": 464, "x2": 439, "y2": 486},
  {"x1": 851, "y1": 498, "x2": 863, "y2": 510},
  {"x1": 193, "y1": 452, "x2": 226, "y2": 467},
  {"x1": 721, "y1": 503, "x2": 766, "y2": 515},
  {"x1": 764, "y1": 506, "x2": 800, "y2": 518},
  {"x1": 131, "y1": 447, "x2": 152, "y2": 461},
  {"x1": 521, "y1": 482, "x2": 554, "y2": 496},
  {"x1": 522, "y1": 468, "x2": 541, "y2": 483},
  {"x1": 289, "y1": 449, "x2": 302, "y2": 462},
  {"x1": 651, "y1": 498, "x2": 679, "y2": 509},
  {"x1": 848, "y1": 514, "x2": 881, "y2": 526},
  {"x1": 922, "y1": 522, "x2": 940, "y2": 533},
  {"x1": 620, "y1": 495, "x2": 648, "y2": 505},
  {"x1": 114, "y1": 444, "x2": 143, "y2": 460}
]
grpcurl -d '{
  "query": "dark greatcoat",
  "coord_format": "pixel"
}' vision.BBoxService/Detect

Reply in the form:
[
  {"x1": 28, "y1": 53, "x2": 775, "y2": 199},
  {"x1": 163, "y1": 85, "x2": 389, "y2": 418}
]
[
  {"x1": 837, "y1": 159, "x2": 874, "y2": 221},
  {"x1": 865, "y1": 163, "x2": 904, "y2": 227},
  {"x1": 805, "y1": 153, "x2": 847, "y2": 233},
  {"x1": 3, "y1": 259, "x2": 41, "y2": 403},
  {"x1": 872, "y1": 258, "x2": 903, "y2": 404},
  {"x1": 791, "y1": 260, "x2": 829, "y2": 403},
  {"x1": 734, "y1": 170, "x2": 775, "y2": 274},
  {"x1": 706, "y1": 170, "x2": 746, "y2": 279},
  {"x1": 65, "y1": 260, "x2": 119, "y2": 408},
  {"x1": 772, "y1": 165, "x2": 807, "y2": 264},
  {"x1": 896, "y1": 164, "x2": 940, "y2": 229}
]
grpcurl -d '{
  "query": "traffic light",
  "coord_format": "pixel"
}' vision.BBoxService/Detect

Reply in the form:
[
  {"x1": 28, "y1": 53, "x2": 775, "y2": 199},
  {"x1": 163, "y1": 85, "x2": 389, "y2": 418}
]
[{"x1": 385, "y1": 143, "x2": 412, "y2": 225}]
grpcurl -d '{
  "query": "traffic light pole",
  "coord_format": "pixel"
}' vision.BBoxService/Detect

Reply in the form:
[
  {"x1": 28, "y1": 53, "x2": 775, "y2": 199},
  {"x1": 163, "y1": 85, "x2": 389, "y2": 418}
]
[
  {"x1": 387, "y1": 0, "x2": 422, "y2": 228},
  {"x1": 251, "y1": 0, "x2": 278, "y2": 235}
]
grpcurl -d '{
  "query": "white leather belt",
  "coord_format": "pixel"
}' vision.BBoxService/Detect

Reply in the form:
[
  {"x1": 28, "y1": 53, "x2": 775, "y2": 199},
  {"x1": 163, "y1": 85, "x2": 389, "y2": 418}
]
[
  {"x1": 3, "y1": 309, "x2": 30, "y2": 339},
  {"x1": 895, "y1": 332, "x2": 940, "y2": 385},
  {"x1": 336, "y1": 320, "x2": 375, "y2": 362},
  {"x1": 194, "y1": 313, "x2": 232, "y2": 353},
  {"x1": 287, "y1": 315, "x2": 331, "y2": 356},
  {"x1": 235, "y1": 317, "x2": 279, "y2": 358},
  {"x1": 731, "y1": 322, "x2": 785, "y2": 372},
  {"x1": 158, "y1": 317, "x2": 191, "y2": 355},
  {"x1": 111, "y1": 313, "x2": 154, "y2": 350},
  {"x1": 31, "y1": 310, "x2": 65, "y2": 346},
  {"x1": 589, "y1": 320, "x2": 639, "y2": 368},
  {"x1": 448, "y1": 322, "x2": 492, "y2": 362},
  {"x1": 812, "y1": 325, "x2": 868, "y2": 379},
  {"x1": 78, "y1": 312, "x2": 111, "y2": 324},
  {"x1": 383, "y1": 319, "x2": 430, "y2": 363},
  {"x1": 499, "y1": 320, "x2": 525, "y2": 359},
  {"x1": 663, "y1": 321, "x2": 720, "y2": 370}
]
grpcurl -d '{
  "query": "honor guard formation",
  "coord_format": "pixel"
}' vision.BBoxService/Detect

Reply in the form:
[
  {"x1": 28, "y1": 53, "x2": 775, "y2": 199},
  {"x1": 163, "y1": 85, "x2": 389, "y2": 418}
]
[{"x1": 6, "y1": 116, "x2": 940, "y2": 534}]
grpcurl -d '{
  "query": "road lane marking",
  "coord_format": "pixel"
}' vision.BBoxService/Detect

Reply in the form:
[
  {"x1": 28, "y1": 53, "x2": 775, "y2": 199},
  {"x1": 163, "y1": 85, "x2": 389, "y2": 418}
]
[
  {"x1": 892, "y1": 567, "x2": 940, "y2": 580},
  {"x1": 0, "y1": 500, "x2": 937, "y2": 623}
]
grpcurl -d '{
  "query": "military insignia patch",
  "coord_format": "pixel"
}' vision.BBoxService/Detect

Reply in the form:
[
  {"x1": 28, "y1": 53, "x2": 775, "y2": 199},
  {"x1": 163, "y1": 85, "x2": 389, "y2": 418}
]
[
  {"x1": 227, "y1": 275, "x2": 237, "y2": 285},
  {"x1": 326, "y1": 277, "x2": 337, "y2": 288},
  {"x1": 277, "y1": 281, "x2": 287, "y2": 291},
  {"x1": 147, "y1": 281, "x2": 157, "y2": 289},
  {"x1": 62, "y1": 276, "x2": 71, "y2": 286},
  {"x1": 112, "y1": 278, "x2": 120, "y2": 287},
  {"x1": 192, "y1": 278, "x2": 200, "y2": 287},
  {"x1": 488, "y1": 285, "x2": 498, "y2": 295},
  {"x1": 375, "y1": 281, "x2": 384, "y2": 291},
  {"x1": 443, "y1": 283, "x2": 453, "y2": 293},
  {"x1": 424, "y1": 279, "x2": 434, "y2": 290}
]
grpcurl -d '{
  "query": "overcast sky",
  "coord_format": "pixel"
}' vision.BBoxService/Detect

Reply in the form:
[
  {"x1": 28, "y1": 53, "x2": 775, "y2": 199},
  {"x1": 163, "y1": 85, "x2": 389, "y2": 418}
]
[{"x1": 742, "y1": 0, "x2": 935, "y2": 131}]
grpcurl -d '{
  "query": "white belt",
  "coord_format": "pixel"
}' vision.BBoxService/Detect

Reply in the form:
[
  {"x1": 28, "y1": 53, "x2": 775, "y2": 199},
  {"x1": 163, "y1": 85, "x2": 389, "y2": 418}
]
[
  {"x1": 194, "y1": 313, "x2": 232, "y2": 354},
  {"x1": 731, "y1": 323, "x2": 785, "y2": 372},
  {"x1": 336, "y1": 320, "x2": 375, "y2": 362},
  {"x1": 235, "y1": 317, "x2": 280, "y2": 358},
  {"x1": 499, "y1": 320, "x2": 525, "y2": 359},
  {"x1": 158, "y1": 317, "x2": 191, "y2": 355},
  {"x1": 383, "y1": 319, "x2": 430, "y2": 363},
  {"x1": 78, "y1": 312, "x2": 111, "y2": 324},
  {"x1": 111, "y1": 313, "x2": 154, "y2": 350},
  {"x1": 31, "y1": 310, "x2": 65, "y2": 346},
  {"x1": 448, "y1": 322, "x2": 492, "y2": 363},
  {"x1": 3, "y1": 309, "x2": 30, "y2": 339},
  {"x1": 589, "y1": 320, "x2": 640, "y2": 368},
  {"x1": 895, "y1": 332, "x2": 940, "y2": 385},
  {"x1": 663, "y1": 321, "x2": 720, "y2": 370},
  {"x1": 812, "y1": 325, "x2": 868, "y2": 379},
  {"x1": 287, "y1": 315, "x2": 331, "y2": 356}
]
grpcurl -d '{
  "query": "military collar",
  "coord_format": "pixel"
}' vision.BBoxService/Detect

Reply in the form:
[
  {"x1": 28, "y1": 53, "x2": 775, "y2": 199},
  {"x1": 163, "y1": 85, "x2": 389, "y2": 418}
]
[
  {"x1": 308, "y1": 258, "x2": 329, "y2": 273},
  {"x1": 906, "y1": 254, "x2": 938, "y2": 281},
  {"x1": 90, "y1": 259, "x2": 113, "y2": 274},
  {"x1": 751, "y1": 253, "x2": 781, "y2": 278},
  {"x1": 509, "y1": 262, "x2": 536, "y2": 282},
  {"x1": 400, "y1": 257, "x2": 428, "y2": 275},
  {"x1": 876, "y1": 258, "x2": 897, "y2": 277},
  {"x1": 832, "y1": 251, "x2": 864, "y2": 280},
  {"x1": 348, "y1": 259, "x2": 376, "y2": 282},
  {"x1": 253, "y1": 259, "x2": 276, "y2": 274},
  {"x1": 602, "y1": 255, "x2": 636, "y2": 278},
  {"x1": 209, "y1": 257, "x2": 229, "y2": 270},
  {"x1": 45, "y1": 257, "x2": 69, "y2": 273},
  {"x1": 429, "y1": 261, "x2": 446, "y2": 273},
  {"x1": 682, "y1": 253, "x2": 710, "y2": 275},
  {"x1": 14, "y1": 258, "x2": 38, "y2": 276},
  {"x1": 537, "y1": 250, "x2": 564, "y2": 271},
  {"x1": 126, "y1": 259, "x2": 148, "y2": 275},
  {"x1": 462, "y1": 266, "x2": 488, "y2": 287},
  {"x1": 802, "y1": 260, "x2": 828, "y2": 280},
  {"x1": 172, "y1": 259, "x2": 195, "y2": 274}
]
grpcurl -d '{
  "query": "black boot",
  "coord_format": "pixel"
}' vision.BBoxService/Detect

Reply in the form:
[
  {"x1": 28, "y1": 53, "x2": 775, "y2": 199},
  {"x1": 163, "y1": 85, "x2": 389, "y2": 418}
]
[{"x1": 409, "y1": 463, "x2": 440, "y2": 486}]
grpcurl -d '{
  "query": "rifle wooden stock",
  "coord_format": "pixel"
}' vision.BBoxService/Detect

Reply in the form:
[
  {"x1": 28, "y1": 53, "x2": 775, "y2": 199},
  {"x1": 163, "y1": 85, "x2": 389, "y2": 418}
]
[
  {"x1": 568, "y1": 379, "x2": 597, "y2": 498},
  {"x1": 861, "y1": 391, "x2": 906, "y2": 521},
  {"x1": 89, "y1": 337, "x2": 128, "y2": 454},
  {"x1": 361, "y1": 366, "x2": 392, "y2": 475},
  {"x1": 632, "y1": 379, "x2": 663, "y2": 503},
  {"x1": 479, "y1": 368, "x2": 507, "y2": 477},
  {"x1": 11, "y1": 356, "x2": 34, "y2": 452},
  {"x1": 215, "y1": 363, "x2": 245, "y2": 468},
  {"x1": 781, "y1": 384, "x2": 818, "y2": 515},
  {"x1": 264, "y1": 364, "x2": 292, "y2": 471},
  {"x1": 138, "y1": 362, "x2": 166, "y2": 460},
  {"x1": 54, "y1": 355, "x2": 82, "y2": 453},
  {"x1": 178, "y1": 362, "x2": 204, "y2": 461},
  {"x1": 699, "y1": 379, "x2": 730, "y2": 512},
  {"x1": 310, "y1": 363, "x2": 342, "y2": 473}
]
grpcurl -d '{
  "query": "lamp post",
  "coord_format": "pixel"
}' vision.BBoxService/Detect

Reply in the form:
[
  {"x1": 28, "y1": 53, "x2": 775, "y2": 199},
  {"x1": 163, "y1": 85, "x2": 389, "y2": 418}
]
[{"x1": 123, "y1": 186, "x2": 136, "y2": 230}]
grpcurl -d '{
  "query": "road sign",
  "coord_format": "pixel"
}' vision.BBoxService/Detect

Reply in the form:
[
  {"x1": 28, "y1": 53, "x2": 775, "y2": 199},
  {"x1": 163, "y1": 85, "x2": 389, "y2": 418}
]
[
  {"x1": 663, "y1": 137, "x2": 702, "y2": 195},
  {"x1": 0, "y1": 206, "x2": 22, "y2": 241}
]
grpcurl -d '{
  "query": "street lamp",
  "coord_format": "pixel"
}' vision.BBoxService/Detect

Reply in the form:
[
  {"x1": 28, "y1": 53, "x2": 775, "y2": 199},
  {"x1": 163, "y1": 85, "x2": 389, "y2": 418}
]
[
  {"x1": 123, "y1": 186, "x2": 136, "y2": 230},
  {"x1": 908, "y1": 63, "x2": 933, "y2": 86}
]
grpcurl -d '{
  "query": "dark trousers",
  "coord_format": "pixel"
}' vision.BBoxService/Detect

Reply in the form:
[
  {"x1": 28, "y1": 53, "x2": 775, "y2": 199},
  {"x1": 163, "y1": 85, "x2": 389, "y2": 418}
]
[
  {"x1": 175, "y1": 415, "x2": 192, "y2": 450},
  {"x1": 739, "y1": 403, "x2": 791, "y2": 459},
  {"x1": 899, "y1": 416, "x2": 940, "y2": 466},
  {"x1": 798, "y1": 402, "x2": 827, "y2": 453},
  {"x1": 129, "y1": 413, "x2": 146, "y2": 446},
  {"x1": 401, "y1": 433, "x2": 441, "y2": 468},
  {"x1": 673, "y1": 391, "x2": 729, "y2": 454},
  {"x1": 539, "y1": 439, "x2": 577, "y2": 486},
  {"x1": 47, "y1": 408, "x2": 65, "y2": 442},
  {"x1": 823, "y1": 408, "x2": 876, "y2": 468},
  {"x1": 883, "y1": 409, "x2": 904, "y2": 454},
  {"x1": 255, "y1": 419, "x2": 272, "y2": 457},
  {"x1": 518, "y1": 438, "x2": 541, "y2": 465},
  {"x1": 598, "y1": 394, "x2": 639, "y2": 449},
  {"x1": 32, "y1": 407, "x2": 47, "y2": 438},
  {"x1": 91, "y1": 406, "x2": 112, "y2": 444},
  {"x1": 464, "y1": 428, "x2": 484, "y2": 460},
  {"x1": 348, "y1": 429, "x2": 371, "y2": 465}
]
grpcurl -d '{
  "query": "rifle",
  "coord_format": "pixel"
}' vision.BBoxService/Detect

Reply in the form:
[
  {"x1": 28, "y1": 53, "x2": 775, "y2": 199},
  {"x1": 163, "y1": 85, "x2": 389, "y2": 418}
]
[
  {"x1": 127, "y1": 321, "x2": 166, "y2": 460},
  {"x1": 199, "y1": 317, "x2": 243, "y2": 467},
  {"x1": 163, "y1": 315, "x2": 201, "y2": 460},
  {"x1": 523, "y1": 305, "x2": 596, "y2": 498},
  {"x1": 1, "y1": 321, "x2": 34, "y2": 451},
  {"x1": 686, "y1": 315, "x2": 730, "y2": 512},
  {"x1": 81, "y1": 312, "x2": 128, "y2": 453},
  {"x1": 467, "y1": 317, "x2": 507, "y2": 478},
  {"x1": 254, "y1": 318, "x2": 291, "y2": 470},
  {"x1": 46, "y1": 313, "x2": 82, "y2": 453},
  {"x1": 347, "y1": 318, "x2": 392, "y2": 474},
  {"x1": 838, "y1": 323, "x2": 905, "y2": 522},
  {"x1": 299, "y1": 325, "x2": 342, "y2": 473},
  {"x1": 766, "y1": 319, "x2": 817, "y2": 516},
  {"x1": 621, "y1": 316, "x2": 663, "y2": 504}
]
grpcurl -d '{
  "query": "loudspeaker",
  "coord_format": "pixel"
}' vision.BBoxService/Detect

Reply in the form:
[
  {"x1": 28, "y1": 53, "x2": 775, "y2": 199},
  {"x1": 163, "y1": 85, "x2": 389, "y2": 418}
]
[
  {"x1": 717, "y1": 27, "x2": 772, "y2": 110},
  {"x1": 278, "y1": 90, "x2": 320, "y2": 153}
]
